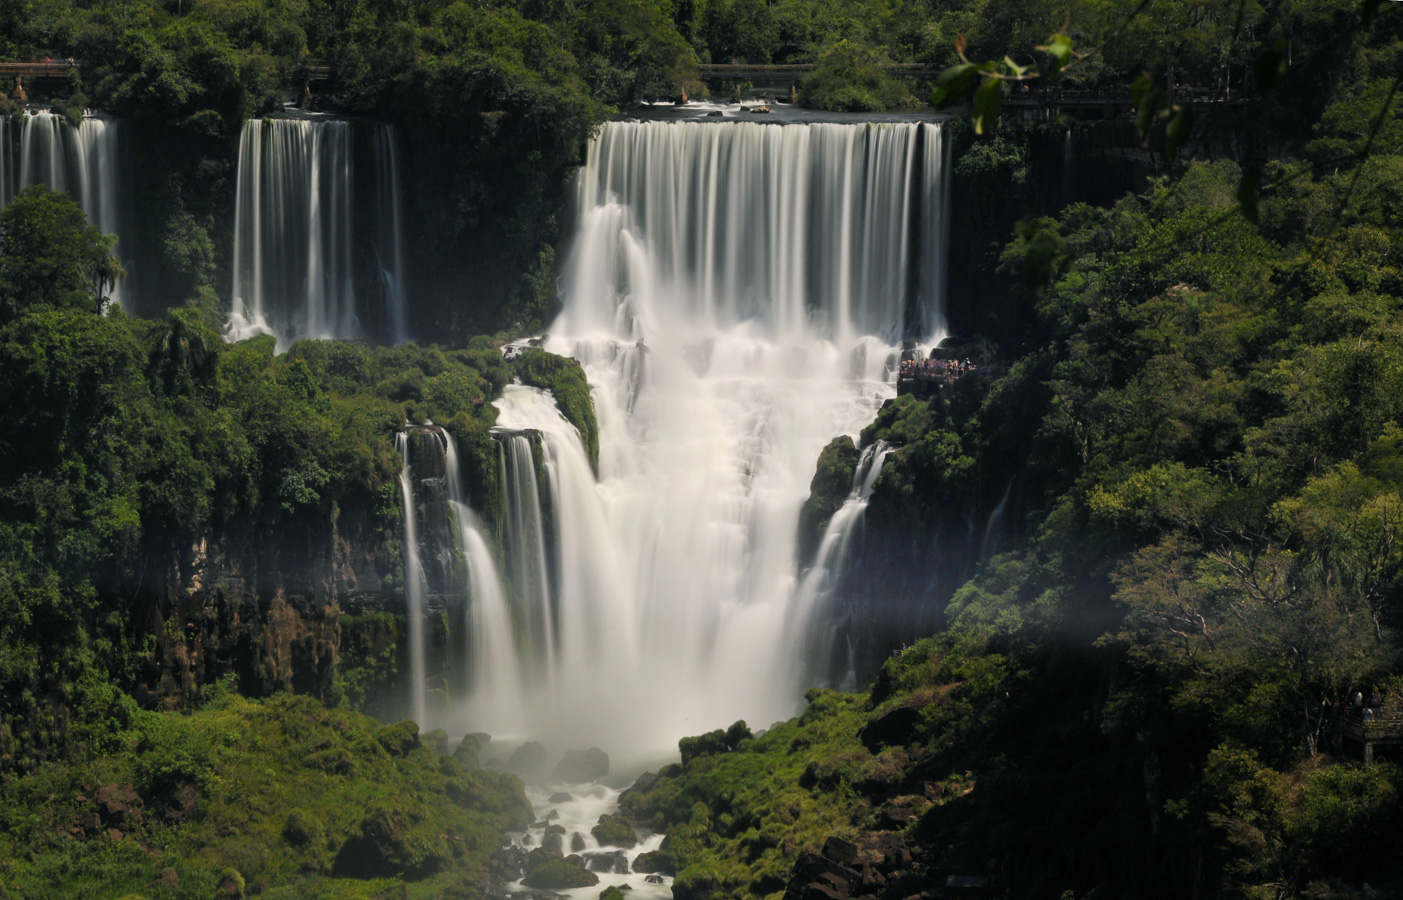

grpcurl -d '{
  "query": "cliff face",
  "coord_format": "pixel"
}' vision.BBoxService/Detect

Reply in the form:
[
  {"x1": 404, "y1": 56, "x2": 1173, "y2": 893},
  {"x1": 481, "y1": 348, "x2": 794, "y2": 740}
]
[{"x1": 120, "y1": 497, "x2": 406, "y2": 714}]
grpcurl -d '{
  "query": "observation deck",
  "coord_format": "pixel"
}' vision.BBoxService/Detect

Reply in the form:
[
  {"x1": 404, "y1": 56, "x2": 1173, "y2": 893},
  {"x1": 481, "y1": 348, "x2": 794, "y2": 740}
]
[{"x1": 1333, "y1": 707, "x2": 1403, "y2": 764}]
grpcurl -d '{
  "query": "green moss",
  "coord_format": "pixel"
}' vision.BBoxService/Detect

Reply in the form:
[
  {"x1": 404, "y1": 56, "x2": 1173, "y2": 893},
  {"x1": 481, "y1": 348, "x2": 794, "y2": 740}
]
[
  {"x1": 590, "y1": 813, "x2": 638, "y2": 848},
  {"x1": 523, "y1": 856, "x2": 599, "y2": 889},
  {"x1": 797, "y1": 436, "x2": 861, "y2": 561},
  {"x1": 511, "y1": 348, "x2": 600, "y2": 474}
]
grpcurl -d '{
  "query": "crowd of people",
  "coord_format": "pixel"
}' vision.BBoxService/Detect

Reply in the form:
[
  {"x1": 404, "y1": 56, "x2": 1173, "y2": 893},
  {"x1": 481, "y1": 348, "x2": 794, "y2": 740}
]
[{"x1": 899, "y1": 356, "x2": 980, "y2": 386}]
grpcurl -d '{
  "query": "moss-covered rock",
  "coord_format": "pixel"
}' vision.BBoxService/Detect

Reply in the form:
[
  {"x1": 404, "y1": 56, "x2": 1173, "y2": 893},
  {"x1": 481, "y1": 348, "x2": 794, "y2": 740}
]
[
  {"x1": 523, "y1": 855, "x2": 600, "y2": 889},
  {"x1": 555, "y1": 746, "x2": 610, "y2": 782},
  {"x1": 591, "y1": 812, "x2": 638, "y2": 848},
  {"x1": 511, "y1": 348, "x2": 600, "y2": 474},
  {"x1": 797, "y1": 435, "x2": 862, "y2": 560}
]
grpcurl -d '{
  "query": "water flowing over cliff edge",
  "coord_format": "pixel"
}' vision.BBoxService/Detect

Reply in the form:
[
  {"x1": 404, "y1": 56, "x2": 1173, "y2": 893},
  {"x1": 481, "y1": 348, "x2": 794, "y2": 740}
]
[{"x1": 426, "y1": 118, "x2": 949, "y2": 770}]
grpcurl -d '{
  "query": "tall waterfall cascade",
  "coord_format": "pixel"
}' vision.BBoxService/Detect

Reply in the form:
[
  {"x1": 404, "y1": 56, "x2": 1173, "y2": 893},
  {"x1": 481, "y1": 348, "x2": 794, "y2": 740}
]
[
  {"x1": 0, "y1": 111, "x2": 129, "y2": 307},
  {"x1": 225, "y1": 117, "x2": 409, "y2": 350},
  {"x1": 425, "y1": 118, "x2": 950, "y2": 768}
]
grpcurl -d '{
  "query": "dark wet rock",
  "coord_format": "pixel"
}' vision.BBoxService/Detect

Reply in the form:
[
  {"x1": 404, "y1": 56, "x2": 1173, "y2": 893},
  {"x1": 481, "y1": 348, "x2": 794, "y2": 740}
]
[
  {"x1": 523, "y1": 855, "x2": 599, "y2": 889},
  {"x1": 495, "y1": 845, "x2": 529, "y2": 880},
  {"x1": 591, "y1": 813, "x2": 638, "y2": 849},
  {"x1": 631, "y1": 772, "x2": 658, "y2": 793},
  {"x1": 549, "y1": 791, "x2": 574, "y2": 804},
  {"x1": 585, "y1": 850, "x2": 631, "y2": 873},
  {"x1": 508, "y1": 741, "x2": 550, "y2": 777},
  {"x1": 823, "y1": 836, "x2": 859, "y2": 865},
  {"x1": 644, "y1": 874, "x2": 665, "y2": 884},
  {"x1": 571, "y1": 831, "x2": 587, "y2": 852},
  {"x1": 545, "y1": 823, "x2": 565, "y2": 836},
  {"x1": 632, "y1": 849, "x2": 673, "y2": 875},
  {"x1": 543, "y1": 831, "x2": 564, "y2": 854},
  {"x1": 619, "y1": 885, "x2": 632, "y2": 891},
  {"x1": 529, "y1": 845, "x2": 564, "y2": 866},
  {"x1": 782, "y1": 849, "x2": 863, "y2": 900},
  {"x1": 546, "y1": 810, "x2": 560, "y2": 821},
  {"x1": 555, "y1": 747, "x2": 610, "y2": 783}
]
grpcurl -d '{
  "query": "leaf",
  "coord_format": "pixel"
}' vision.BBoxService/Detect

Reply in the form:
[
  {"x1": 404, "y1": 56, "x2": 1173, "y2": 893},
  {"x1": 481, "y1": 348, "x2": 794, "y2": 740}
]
[
  {"x1": 1130, "y1": 73, "x2": 1153, "y2": 107},
  {"x1": 1003, "y1": 56, "x2": 1027, "y2": 78},
  {"x1": 930, "y1": 63, "x2": 976, "y2": 108},
  {"x1": 1040, "y1": 34, "x2": 1073, "y2": 77},
  {"x1": 1136, "y1": 89, "x2": 1170, "y2": 143},
  {"x1": 1166, "y1": 105, "x2": 1193, "y2": 157},
  {"x1": 1237, "y1": 165, "x2": 1262, "y2": 223},
  {"x1": 1362, "y1": 0, "x2": 1383, "y2": 26},
  {"x1": 1254, "y1": 39, "x2": 1287, "y2": 97},
  {"x1": 972, "y1": 77, "x2": 1002, "y2": 135}
]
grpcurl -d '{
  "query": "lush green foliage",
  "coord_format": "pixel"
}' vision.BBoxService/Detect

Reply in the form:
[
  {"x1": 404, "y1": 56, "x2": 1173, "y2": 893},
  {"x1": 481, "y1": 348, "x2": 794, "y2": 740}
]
[
  {"x1": 0, "y1": 185, "x2": 122, "y2": 322},
  {"x1": 0, "y1": 690, "x2": 531, "y2": 898}
]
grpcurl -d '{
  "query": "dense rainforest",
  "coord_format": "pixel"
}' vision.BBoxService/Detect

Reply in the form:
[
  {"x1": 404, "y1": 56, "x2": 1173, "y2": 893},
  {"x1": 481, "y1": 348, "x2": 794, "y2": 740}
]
[{"x1": 3, "y1": 0, "x2": 1403, "y2": 898}]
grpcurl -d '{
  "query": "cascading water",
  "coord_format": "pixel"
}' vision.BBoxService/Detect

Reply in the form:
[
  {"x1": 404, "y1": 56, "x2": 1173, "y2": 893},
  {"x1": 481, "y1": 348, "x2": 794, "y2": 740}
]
[
  {"x1": 2, "y1": 111, "x2": 128, "y2": 307},
  {"x1": 792, "y1": 440, "x2": 892, "y2": 689},
  {"x1": 442, "y1": 117, "x2": 950, "y2": 770},
  {"x1": 226, "y1": 117, "x2": 409, "y2": 349}
]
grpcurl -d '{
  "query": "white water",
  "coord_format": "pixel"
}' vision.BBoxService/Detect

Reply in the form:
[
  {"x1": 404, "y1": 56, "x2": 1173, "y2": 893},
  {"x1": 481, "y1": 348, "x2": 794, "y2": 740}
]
[
  {"x1": 514, "y1": 783, "x2": 671, "y2": 899},
  {"x1": 792, "y1": 440, "x2": 892, "y2": 688},
  {"x1": 225, "y1": 117, "x2": 409, "y2": 349},
  {"x1": 396, "y1": 431, "x2": 429, "y2": 725},
  {"x1": 433, "y1": 119, "x2": 949, "y2": 770},
  {"x1": 2, "y1": 111, "x2": 128, "y2": 307}
]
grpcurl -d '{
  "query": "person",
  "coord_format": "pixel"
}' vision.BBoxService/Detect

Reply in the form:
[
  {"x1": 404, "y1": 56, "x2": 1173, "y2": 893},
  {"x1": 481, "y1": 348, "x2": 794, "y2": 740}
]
[{"x1": 1355, "y1": 691, "x2": 1365, "y2": 709}]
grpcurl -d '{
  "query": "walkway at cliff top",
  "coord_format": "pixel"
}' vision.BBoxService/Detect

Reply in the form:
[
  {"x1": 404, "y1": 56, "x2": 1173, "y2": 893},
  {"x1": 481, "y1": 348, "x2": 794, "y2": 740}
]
[{"x1": 0, "y1": 60, "x2": 331, "y2": 84}]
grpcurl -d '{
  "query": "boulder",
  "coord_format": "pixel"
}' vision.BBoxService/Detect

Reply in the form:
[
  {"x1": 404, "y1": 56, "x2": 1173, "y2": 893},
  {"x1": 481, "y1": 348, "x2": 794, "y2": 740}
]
[
  {"x1": 632, "y1": 849, "x2": 673, "y2": 875},
  {"x1": 523, "y1": 856, "x2": 599, "y2": 890},
  {"x1": 571, "y1": 831, "x2": 587, "y2": 852},
  {"x1": 591, "y1": 813, "x2": 638, "y2": 849},
  {"x1": 507, "y1": 742, "x2": 549, "y2": 778},
  {"x1": 822, "y1": 837, "x2": 858, "y2": 865},
  {"x1": 454, "y1": 733, "x2": 486, "y2": 768},
  {"x1": 549, "y1": 791, "x2": 575, "y2": 804},
  {"x1": 555, "y1": 747, "x2": 610, "y2": 783},
  {"x1": 645, "y1": 875, "x2": 666, "y2": 885}
]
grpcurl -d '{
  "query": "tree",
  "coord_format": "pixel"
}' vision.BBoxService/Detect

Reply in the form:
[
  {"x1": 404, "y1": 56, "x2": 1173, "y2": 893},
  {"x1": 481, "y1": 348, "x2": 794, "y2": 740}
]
[{"x1": 0, "y1": 184, "x2": 124, "y2": 325}]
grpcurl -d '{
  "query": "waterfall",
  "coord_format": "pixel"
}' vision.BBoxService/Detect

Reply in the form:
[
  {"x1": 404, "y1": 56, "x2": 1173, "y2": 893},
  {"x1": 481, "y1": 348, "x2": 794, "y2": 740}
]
[
  {"x1": 980, "y1": 477, "x2": 1016, "y2": 564},
  {"x1": 496, "y1": 431, "x2": 557, "y2": 671},
  {"x1": 226, "y1": 117, "x2": 409, "y2": 349},
  {"x1": 557, "y1": 120, "x2": 947, "y2": 343},
  {"x1": 438, "y1": 117, "x2": 950, "y2": 766},
  {"x1": 793, "y1": 440, "x2": 893, "y2": 686},
  {"x1": 396, "y1": 430, "x2": 429, "y2": 725},
  {"x1": 1063, "y1": 127, "x2": 1075, "y2": 203},
  {"x1": 2, "y1": 111, "x2": 129, "y2": 308}
]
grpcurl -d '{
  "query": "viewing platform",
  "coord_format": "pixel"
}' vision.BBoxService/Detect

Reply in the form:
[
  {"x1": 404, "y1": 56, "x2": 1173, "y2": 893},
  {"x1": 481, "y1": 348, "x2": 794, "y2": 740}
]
[{"x1": 1333, "y1": 707, "x2": 1403, "y2": 764}]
